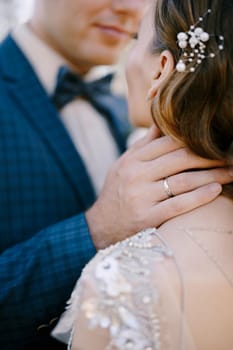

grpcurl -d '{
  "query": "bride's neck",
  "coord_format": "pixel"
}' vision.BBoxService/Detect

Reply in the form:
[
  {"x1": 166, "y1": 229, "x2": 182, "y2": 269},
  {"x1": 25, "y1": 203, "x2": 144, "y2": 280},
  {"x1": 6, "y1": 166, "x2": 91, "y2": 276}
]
[{"x1": 160, "y1": 195, "x2": 233, "y2": 232}]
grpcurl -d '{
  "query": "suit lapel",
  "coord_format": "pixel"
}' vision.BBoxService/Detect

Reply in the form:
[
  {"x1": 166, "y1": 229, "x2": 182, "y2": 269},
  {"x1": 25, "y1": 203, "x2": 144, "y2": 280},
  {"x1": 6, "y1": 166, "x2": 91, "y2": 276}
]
[{"x1": 0, "y1": 35, "x2": 96, "y2": 208}]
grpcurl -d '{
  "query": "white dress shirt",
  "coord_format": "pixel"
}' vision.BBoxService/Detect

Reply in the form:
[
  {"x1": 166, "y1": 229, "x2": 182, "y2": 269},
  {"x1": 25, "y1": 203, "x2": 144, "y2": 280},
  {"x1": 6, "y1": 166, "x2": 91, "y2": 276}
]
[{"x1": 12, "y1": 24, "x2": 120, "y2": 195}]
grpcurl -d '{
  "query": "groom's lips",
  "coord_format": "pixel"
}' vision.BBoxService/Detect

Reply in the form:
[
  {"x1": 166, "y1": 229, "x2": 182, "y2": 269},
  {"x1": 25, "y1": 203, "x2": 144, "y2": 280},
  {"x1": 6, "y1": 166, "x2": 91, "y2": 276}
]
[{"x1": 94, "y1": 23, "x2": 135, "y2": 41}]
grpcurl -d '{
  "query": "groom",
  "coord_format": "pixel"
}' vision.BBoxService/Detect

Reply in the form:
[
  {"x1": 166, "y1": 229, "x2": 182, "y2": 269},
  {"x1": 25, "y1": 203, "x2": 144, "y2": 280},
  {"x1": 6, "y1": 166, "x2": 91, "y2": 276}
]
[{"x1": 0, "y1": 0, "x2": 231, "y2": 349}]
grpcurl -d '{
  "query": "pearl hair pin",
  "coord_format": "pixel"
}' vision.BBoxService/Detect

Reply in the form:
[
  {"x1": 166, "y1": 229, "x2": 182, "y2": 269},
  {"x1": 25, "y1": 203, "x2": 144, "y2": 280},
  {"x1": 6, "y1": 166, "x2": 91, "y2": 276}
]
[{"x1": 176, "y1": 9, "x2": 224, "y2": 73}]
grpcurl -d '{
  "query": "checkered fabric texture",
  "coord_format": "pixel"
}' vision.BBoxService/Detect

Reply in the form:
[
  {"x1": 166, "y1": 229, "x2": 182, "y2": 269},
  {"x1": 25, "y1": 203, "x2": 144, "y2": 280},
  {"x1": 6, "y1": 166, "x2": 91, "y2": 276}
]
[{"x1": 0, "y1": 35, "x2": 129, "y2": 350}]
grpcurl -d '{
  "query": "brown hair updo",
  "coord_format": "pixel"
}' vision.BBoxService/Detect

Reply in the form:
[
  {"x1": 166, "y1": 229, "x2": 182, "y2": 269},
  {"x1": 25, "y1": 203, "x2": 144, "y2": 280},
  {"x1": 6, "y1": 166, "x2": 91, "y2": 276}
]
[{"x1": 151, "y1": 0, "x2": 233, "y2": 198}]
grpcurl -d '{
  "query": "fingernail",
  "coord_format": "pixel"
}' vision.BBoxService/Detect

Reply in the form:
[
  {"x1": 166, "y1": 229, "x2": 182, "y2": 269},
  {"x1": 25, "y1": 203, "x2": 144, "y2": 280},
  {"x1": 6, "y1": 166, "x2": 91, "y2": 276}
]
[
  {"x1": 208, "y1": 183, "x2": 222, "y2": 194},
  {"x1": 229, "y1": 166, "x2": 233, "y2": 177}
]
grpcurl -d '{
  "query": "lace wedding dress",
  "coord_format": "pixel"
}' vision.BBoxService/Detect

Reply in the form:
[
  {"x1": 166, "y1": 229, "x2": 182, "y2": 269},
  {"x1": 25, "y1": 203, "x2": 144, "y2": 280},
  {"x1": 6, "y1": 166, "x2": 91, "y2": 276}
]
[{"x1": 52, "y1": 198, "x2": 233, "y2": 350}]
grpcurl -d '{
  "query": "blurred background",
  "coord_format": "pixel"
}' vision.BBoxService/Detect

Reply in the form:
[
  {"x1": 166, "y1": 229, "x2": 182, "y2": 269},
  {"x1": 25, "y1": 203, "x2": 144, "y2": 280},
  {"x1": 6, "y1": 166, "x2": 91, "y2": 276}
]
[{"x1": 0, "y1": 0, "x2": 33, "y2": 38}]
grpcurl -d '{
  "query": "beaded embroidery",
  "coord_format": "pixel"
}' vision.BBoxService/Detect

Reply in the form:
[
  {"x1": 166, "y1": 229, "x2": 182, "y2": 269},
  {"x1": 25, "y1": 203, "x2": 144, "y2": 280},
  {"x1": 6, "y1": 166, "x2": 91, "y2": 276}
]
[
  {"x1": 70, "y1": 228, "x2": 180, "y2": 350},
  {"x1": 52, "y1": 225, "x2": 233, "y2": 350}
]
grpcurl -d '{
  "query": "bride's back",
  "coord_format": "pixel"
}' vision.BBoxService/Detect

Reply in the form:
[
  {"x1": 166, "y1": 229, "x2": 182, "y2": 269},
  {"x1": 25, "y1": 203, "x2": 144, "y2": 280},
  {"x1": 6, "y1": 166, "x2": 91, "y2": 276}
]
[{"x1": 159, "y1": 195, "x2": 233, "y2": 349}]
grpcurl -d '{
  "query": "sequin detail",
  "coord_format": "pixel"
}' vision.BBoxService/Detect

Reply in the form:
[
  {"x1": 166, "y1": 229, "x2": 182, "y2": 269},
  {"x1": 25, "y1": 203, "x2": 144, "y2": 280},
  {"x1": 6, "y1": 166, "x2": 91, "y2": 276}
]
[{"x1": 78, "y1": 228, "x2": 174, "y2": 350}]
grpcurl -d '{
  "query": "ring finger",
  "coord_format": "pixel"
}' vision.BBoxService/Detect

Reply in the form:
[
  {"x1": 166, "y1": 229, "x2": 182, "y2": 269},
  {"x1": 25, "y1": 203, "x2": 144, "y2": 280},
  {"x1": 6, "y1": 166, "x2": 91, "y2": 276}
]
[{"x1": 155, "y1": 167, "x2": 232, "y2": 202}]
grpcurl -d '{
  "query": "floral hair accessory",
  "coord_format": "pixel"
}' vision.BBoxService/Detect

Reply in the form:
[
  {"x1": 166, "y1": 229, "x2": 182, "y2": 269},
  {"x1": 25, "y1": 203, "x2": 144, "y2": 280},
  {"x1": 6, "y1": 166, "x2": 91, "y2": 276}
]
[{"x1": 176, "y1": 9, "x2": 224, "y2": 73}]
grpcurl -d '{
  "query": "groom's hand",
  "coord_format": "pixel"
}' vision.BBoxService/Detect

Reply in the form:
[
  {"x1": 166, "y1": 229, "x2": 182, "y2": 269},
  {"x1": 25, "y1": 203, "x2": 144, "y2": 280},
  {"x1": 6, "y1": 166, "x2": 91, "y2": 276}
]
[{"x1": 86, "y1": 126, "x2": 232, "y2": 249}]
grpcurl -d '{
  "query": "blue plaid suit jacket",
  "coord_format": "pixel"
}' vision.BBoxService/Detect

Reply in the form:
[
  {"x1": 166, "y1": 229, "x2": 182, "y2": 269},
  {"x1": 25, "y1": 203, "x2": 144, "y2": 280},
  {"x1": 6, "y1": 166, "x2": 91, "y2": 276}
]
[{"x1": 0, "y1": 35, "x2": 130, "y2": 350}]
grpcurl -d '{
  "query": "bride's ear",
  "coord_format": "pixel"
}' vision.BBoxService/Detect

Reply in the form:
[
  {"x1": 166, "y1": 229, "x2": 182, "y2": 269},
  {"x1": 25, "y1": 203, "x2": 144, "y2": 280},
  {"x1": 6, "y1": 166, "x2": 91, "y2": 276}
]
[{"x1": 147, "y1": 50, "x2": 175, "y2": 100}]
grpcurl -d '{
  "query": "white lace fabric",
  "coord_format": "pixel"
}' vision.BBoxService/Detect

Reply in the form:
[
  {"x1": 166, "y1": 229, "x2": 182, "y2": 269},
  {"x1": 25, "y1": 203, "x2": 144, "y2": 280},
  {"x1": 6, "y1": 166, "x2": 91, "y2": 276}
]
[
  {"x1": 52, "y1": 214, "x2": 233, "y2": 350},
  {"x1": 52, "y1": 228, "x2": 183, "y2": 350}
]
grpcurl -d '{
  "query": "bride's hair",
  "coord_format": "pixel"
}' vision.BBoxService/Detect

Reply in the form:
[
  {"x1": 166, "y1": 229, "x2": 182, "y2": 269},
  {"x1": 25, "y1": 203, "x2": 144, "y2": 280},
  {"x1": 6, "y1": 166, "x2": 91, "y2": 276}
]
[{"x1": 151, "y1": 0, "x2": 233, "y2": 198}]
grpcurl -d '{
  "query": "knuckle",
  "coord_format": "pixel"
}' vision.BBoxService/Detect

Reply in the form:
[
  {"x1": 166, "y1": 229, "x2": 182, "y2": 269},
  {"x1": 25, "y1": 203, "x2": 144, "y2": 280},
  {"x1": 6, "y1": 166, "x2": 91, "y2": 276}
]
[
  {"x1": 175, "y1": 173, "x2": 190, "y2": 191},
  {"x1": 169, "y1": 199, "x2": 185, "y2": 215},
  {"x1": 116, "y1": 156, "x2": 135, "y2": 179},
  {"x1": 124, "y1": 167, "x2": 138, "y2": 184},
  {"x1": 178, "y1": 147, "x2": 191, "y2": 161}
]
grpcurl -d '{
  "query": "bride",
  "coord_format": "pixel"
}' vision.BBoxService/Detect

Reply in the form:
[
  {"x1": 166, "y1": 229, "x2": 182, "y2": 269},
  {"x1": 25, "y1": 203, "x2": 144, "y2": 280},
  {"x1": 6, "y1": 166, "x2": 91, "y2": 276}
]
[{"x1": 52, "y1": 0, "x2": 233, "y2": 348}]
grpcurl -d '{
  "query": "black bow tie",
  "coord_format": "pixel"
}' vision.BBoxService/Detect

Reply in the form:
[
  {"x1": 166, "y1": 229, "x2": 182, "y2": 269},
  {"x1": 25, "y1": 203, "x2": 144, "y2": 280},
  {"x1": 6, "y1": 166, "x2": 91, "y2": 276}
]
[{"x1": 51, "y1": 66, "x2": 114, "y2": 110}]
